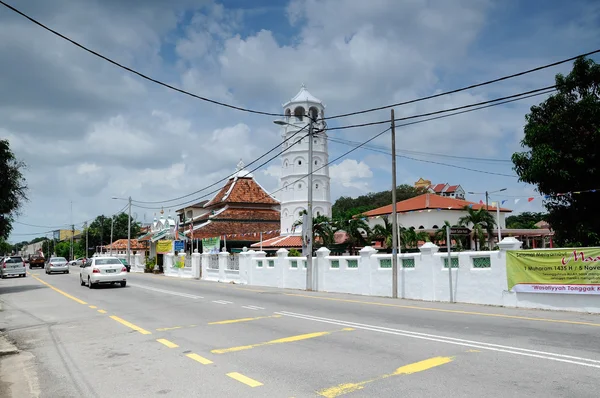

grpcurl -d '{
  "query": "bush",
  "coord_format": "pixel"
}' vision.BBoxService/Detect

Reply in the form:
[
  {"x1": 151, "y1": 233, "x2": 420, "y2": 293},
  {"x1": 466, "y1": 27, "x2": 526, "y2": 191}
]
[{"x1": 288, "y1": 248, "x2": 301, "y2": 257}]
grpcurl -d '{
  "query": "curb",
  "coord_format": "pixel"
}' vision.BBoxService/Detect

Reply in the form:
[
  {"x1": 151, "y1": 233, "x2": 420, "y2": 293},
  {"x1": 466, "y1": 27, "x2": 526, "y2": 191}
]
[{"x1": 0, "y1": 335, "x2": 19, "y2": 357}]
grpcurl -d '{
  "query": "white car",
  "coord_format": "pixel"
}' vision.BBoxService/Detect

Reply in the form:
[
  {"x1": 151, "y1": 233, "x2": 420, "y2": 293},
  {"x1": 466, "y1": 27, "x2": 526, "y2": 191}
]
[
  {"x1": 45, "y1": 257, "x2": 69, "y2": 274},
  {"x1": 79, "y1": 257, "x2": 127, "y2": 288},
  {"x1": 69, "y1": 258, "x2": 86, "y2": 266}
]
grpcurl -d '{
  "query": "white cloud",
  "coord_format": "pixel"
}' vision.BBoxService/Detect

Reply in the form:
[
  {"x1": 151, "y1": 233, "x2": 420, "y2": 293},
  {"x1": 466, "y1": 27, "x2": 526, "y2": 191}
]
[{"x1": 330, "y1": 159, "x2": 373, "y2": 191}]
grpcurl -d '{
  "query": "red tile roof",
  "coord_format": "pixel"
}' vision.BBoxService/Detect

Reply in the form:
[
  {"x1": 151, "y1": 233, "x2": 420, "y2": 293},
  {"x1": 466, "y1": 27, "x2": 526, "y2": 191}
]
[
  {"x1": 362, "y1": 193, "x2": 512, "y2": 217},
  {"x1": 205, "y1": 176, "x2": 279, "y2": 208},
  {"x1": 191, "y1": 221, "x2": 281, "y2": 240},
  {"x1": 445, "y1": 185, "x2": 459, "y2": 193},
  {"x1": 250, "y1": 235, "x2": 303, "y2": 248},
  {"x1": 104, "y1": 239, "x2": 148, "y2": 250},
  {"x1": 430, "y1": 183, "x2": 447, "y2": 193}
]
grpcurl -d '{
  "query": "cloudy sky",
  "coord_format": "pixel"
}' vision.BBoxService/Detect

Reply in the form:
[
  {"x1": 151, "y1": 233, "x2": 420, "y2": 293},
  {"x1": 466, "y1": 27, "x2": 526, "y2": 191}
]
[{"x1": 3, "y1": 0, "x2": 599, "y2": 242}]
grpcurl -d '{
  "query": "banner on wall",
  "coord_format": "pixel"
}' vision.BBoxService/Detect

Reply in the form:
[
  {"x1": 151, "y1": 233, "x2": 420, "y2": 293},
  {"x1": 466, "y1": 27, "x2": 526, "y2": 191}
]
[
  {"x1": 174, "y1": 240, "x2": 185, "y2": 252},
  {"x1": 506, "y1": 248, "x2": 600, "y2": 295},
  {"x1": 202, "y1": 237, "x2": 221, "y2": 254},
  {"x1": 156, "y1": 240, "x2": 173, "y2": 254}
]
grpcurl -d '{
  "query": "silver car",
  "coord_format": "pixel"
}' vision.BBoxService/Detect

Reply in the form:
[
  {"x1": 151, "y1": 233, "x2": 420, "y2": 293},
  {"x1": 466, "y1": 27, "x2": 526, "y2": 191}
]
[
  {"x1": 45, "y1": 257, "x2": 69, "y2": 274},
  {"x1": 1, "y1": 256, "x2": 26, "y2": 278}
]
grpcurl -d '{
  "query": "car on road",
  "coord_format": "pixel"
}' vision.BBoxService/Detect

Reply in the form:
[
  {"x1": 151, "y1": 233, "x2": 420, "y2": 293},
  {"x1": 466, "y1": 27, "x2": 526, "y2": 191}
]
[
  {"x1": 118, "y1": 258, "x2": 131, "y2": 272},
  {"x1": 68, "y1": 258, "x2": 86, "y2": 266},
  {"x1": 45, "y1": 257, "x2": 69, "y2": 274},
  {"x1": 80, "y1": 257, "x2": 127, "y2": 288},
  {"x1": 1, "y1": 256, "x2": 27, "y2": 279},
  {"x1": 29, "y1": 254, "x2": 46, "y2": 269}
]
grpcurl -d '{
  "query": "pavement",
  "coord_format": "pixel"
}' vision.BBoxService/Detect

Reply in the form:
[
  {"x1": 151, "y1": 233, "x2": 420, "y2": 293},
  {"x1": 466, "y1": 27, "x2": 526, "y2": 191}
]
[{"x1": 0, "y1": 264, "x2": 598, "y2": 397}]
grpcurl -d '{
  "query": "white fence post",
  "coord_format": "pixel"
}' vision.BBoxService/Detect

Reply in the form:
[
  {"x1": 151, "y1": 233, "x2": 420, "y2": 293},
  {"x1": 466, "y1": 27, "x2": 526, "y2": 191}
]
[
  {"x1": 164, "y1": 253, "x2": 175, "y2": 276},
  {"x1": 218, "y1": 251, "x2": 229, "y2": 282},
  {"x1": 418, "y1": 242, "x2": 439, "y2": 301},
  {"x1": 316, "y1": 247, "x2": 330, "y2": 292},
  {"x1": 192, "y1": 249, "x2": 201, "y2": 279},
  {"x1": 276, "y1": 248, "x2": 288, "y2": 288},
  {"x1": 239, "y1": 250, "x2": 254, "y2": 284},
  {"x1": 201, "y1": 253, "x2": 210, "y2": 280},
  {"x1": 359, "y1": 246, "x2": 377, "y2": 295}
]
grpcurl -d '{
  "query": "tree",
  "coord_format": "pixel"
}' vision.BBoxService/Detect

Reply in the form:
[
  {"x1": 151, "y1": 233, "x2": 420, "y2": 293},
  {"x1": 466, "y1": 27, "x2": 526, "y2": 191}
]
[
  {"x1": 332, "y1": 184, "x2": 425, "y2": 220},
  {"x1": 372, "y1": 216, "x2": 394, "y2": 248},
  {"x1": 0, "y1": 239, "x2": 13, "y2": 255},
  {"x1": 293, "y1": 212, "x2": 337, "y2": 248},
  {"x1": 505, "y1": 212, "x2": 547, "y2": 229},
  {"x1": 0, "y1": 140, "x2": 28, "y2": 239},
  {"x1": 512, "y1": 57, "x2": 600, "y2": 246},
  {"x1": 334, "y1": 216, "x2": 371, "y2": 254},
  {"x1": 458, "y1": 206, "x2": 496, "y2": 250},
  {"x1": 400, "y1": 227, "x2": 429, "y2": 251},
  {"x1": 86, "y1": 213, "x2": 141, "y2": 252}
]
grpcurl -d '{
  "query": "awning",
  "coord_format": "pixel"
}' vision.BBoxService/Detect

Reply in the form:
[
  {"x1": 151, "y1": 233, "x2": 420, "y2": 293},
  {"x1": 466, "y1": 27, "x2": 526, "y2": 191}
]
[{"x1": 151, "y1": 229, "x2": 170, "y2": 242}]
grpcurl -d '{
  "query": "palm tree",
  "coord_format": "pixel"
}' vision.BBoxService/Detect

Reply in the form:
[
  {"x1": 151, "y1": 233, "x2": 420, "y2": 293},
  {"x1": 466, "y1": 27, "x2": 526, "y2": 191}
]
[
  {"x1": 458, "y1": 206, "x2": 496, "y2": 250},
  {"x1": 401, "y1": 227, "x2": 430, "y2": 250},
  {"x1": 292, "y1": 212, "x2": 337, "y2": 247},
  {"x1": 433, "y1": 221, "x2": 452, "y2": 247},
  {"x1": 371, "y1": 216, "x2": 393, "y2": 248},
  {"x1": 334, "y1": 215, "x2": 371, "y2": 254}
]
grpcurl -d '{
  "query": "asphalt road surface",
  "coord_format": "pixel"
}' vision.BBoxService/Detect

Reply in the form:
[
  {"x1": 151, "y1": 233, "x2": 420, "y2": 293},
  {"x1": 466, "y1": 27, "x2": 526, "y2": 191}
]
[{"x1": 0, "y1": 265, "x2": 599, "y2": 397}]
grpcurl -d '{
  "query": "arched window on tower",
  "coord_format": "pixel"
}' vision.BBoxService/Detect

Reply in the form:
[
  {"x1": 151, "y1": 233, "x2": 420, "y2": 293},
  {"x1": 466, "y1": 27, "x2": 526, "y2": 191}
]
[
  {"x1": 294, "y1": 106, "x2": 305, "y2": 121},
  {"x1": 432, "y1": 225, "x2": 439, "y2": 229},
  {"x1": 309, "y1": 106, "x2": 319, "y2": 121},
  {"x1": 284, "y1": 160, "x2": 289, "y2": 168}
]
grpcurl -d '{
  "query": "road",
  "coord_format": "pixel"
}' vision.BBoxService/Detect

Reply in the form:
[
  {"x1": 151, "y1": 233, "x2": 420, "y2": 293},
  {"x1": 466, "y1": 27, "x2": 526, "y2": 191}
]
[{"x1": 0, "y1": 265, "x2": 599, "y2": 397}]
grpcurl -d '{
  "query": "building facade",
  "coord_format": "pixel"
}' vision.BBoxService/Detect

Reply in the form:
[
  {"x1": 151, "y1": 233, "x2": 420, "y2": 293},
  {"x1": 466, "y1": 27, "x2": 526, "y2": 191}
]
[{"x1": 278, "y1": 84, "x2": 331, "y2": 235}]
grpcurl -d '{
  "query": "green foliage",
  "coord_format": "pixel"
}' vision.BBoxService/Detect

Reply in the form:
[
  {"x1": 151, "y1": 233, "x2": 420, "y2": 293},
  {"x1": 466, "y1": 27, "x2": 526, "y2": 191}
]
[
  {"x1": 0, "y1": 239, "x2": 13, "y2": 255},
  {"x1": 288, "y1": 248, "x2": 301, "y2": 257},
  {"x1": 146, "y1": 257, "x2": 156, "y2": 269},
  {"x1": 458, "y1": 206, "x2": 496, "y2": 251},
  {"x1": 400, "y1": 227, "x2": 430, "y2": 250},
  {"x1": 86, "y1": 213, "x2": 141, "y2": 251},
  {"x1": 332, "y1": 184, "x2": 424, "y2": 220},
  {"x1": 505, "y1": 212, "x2": 547, "y2": 229},
  {"x1": 54, "y1": 241, "x2": 71, "y2": 258},
  {"x1": 512, "y1": 57, "x2": 600, "y2": 246},
  {"x1": 0, "y1": 140, "x2": 28, "y2": 239}
]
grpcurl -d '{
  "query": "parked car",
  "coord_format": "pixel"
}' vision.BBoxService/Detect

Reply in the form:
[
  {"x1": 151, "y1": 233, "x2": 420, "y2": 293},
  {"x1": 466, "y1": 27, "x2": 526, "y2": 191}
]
[
  {"x1": 118, "y1": 258, "x2": 130, "y2": 272},
  {"x1": 80, "y1": 257, "x2": 127, "y2": 288},
  {"x1": 1, "y1": 256, "x2": 26, "y2": 279},
  {"x1": 45, "y1": 257, "x2": 69, "y2": 274}
]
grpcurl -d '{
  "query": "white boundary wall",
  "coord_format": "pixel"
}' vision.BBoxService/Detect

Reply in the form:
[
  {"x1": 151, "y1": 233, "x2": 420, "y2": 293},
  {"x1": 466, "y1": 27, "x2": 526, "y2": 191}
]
[{"x1": 201, "y1": 238, "x2": 600, "y2": 314}]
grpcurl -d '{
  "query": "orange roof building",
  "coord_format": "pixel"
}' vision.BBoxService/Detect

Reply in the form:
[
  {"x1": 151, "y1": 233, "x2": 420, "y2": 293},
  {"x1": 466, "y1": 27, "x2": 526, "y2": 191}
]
[
  {"x1": 363, "y1": 193, "x2": 512, "y2": 231},
  {"x1": 186, "y1": 163, "x2": 281, "y2": 249}
]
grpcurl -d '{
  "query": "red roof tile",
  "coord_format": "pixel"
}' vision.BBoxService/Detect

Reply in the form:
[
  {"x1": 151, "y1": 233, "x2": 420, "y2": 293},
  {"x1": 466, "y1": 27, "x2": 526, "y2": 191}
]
[
  {"x1": 191, "y1": 221, "x2": 280, "y2": 240},
  {"x1": 431, "y1": 183, "x2": 447, "y2": 193},
  {"x1": 362, "y1": 193, "x2": 512, "y2": 217},
  {"x1": 205, "y1": 176, "x2": 278, "y2": 208},
  {"x1": 250, "y1": 235, "x2": 303, "y2": 248},
  {"x1": 104, "y1": 239, "x2": 148, "y2": 250},
  {"x1": 445, "y1": 185, "x2": 459, "y2": 193}
]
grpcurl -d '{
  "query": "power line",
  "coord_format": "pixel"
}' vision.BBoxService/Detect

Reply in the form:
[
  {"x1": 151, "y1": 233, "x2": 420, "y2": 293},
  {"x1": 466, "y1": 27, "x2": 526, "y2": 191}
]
[
  {"x1": 327, "y1": 137, "x2": 517, "y2": 177},
  {"x1": 327, "y1": 86, "x2": 556, "y2": 131},
  {"x1": 13, "y1": 221, "x2": 71, "y2": 229},
  {"x1": 132, "y1": 123, "x2": 311, "y2": 205},
  {"x1": 327, "y1": 137, "x2": 511, "y2": 163},
  {"x1": 0, "y1": 0, "x2": 284, "y2": 118},
  {"x1": 325, "y1": 49, "x2": 600, "y2": 120}
]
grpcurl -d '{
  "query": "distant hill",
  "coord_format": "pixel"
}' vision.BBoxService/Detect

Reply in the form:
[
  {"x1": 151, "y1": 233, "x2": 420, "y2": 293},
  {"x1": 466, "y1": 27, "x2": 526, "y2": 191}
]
[{"x1": 332, "y1": 184, "x2": 425, "y2": 220}]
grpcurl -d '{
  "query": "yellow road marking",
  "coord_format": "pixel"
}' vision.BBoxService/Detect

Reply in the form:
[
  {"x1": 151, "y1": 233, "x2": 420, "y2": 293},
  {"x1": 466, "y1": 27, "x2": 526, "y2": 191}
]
[
  {"x1": 467, "y1": 349, "x2": 480, "y2": 353},
  {"x1": 284, "y1": 293, "x2": 600, "y2": 327},
  {"x1": 109, "y1": 315, "x2": 152, "y2": 335},
  {"x1": 186, "y1": 353, "x2": 213, "y2": 365},
  {"x1": 317, "y1": 356, "x2": 454, "y2": 397},
  {"x1": 97, "y1": 309, "x2": 107, "y2": 314},
  {"x1": 208, "y1": 315, "x2": 282, "y2": 325},
  {"x1": 226, "y1": 372, "x2": 263, "y2": 387},
  {"x1": 156, "y1": 326, "x2": 184, "y2": 331},
  {"x1": 89, "y1": 305, "x2": 97, "y2": 309},
  {"x1": 30, "y1": 274, "x2": 87, "y2": 305},
  {"x1": 212, "y1": 328, "x2": 354, "y2": 354},
  {"x1": 156, "y1": 338, "x2": 179, "y2": 348}
]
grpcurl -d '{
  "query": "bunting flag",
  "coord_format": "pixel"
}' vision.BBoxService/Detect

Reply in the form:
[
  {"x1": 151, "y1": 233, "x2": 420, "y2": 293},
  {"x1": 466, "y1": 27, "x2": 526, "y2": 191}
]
[{"x1": 479, "y1": 200, "x2": 484, "y2": 204}]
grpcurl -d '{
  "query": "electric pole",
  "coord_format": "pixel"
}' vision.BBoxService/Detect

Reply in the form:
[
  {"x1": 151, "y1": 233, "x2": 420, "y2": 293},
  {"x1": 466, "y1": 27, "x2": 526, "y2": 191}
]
[
  {"x1": 306, "y1": 118, "x2": 314, "y2": 291},
  {"x1": 391, "y1": 109, "x2": 398, "y2": 299},
  {"x1": 127, "y1": 196, "x2": 132, "y2": 267},
  {"x1": 110, "y1": 217, "x2": 114, "y2": 256},
  {"x1": 84, "y1": 222, "x2": 88, "y2": 259}
]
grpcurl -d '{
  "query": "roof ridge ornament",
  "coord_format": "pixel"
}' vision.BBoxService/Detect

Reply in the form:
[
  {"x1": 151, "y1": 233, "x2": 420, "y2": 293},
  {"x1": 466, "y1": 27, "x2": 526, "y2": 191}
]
[{"x1": 237, "y1": 158, "x2": 245, "y2": 171}]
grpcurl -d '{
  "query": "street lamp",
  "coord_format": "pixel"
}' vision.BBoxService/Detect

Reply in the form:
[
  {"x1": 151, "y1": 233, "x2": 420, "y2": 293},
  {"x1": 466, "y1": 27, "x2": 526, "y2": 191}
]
[
  {"x1": 112, "y1": 196, "x2": 132, "y2": 268},
  {"x1": 274, "y1": 116, "x2": 315, "y2": 291}
]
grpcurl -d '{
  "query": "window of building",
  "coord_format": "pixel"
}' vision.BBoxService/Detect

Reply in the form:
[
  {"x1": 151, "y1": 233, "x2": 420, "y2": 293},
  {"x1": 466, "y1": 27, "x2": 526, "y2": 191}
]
[{"x1": 298, "y1": 160, "x2": 302, "y2": 165}]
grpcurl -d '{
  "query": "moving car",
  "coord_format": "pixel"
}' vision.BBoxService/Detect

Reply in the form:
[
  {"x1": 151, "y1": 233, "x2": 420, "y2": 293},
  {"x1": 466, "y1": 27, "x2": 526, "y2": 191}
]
[
  {"x1": 80, "y1": 257, "x2": 127, "y2": 288},
  {"x1": 29, "y1": 254, "x2": 46, "y2": 269},
  {"x1": 1, "y1": 256, "x2": 27, "y2": 278},
  {"x1": 45, "y1": 257, "x2": 69, "y2": 274},
  {"x1": 68, "y1": 258, "x2": 86, "y2": 266}
]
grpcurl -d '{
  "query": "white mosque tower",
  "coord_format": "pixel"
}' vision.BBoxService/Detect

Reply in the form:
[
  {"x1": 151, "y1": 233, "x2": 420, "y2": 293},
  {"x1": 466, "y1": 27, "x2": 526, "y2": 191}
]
[{"x1": 278, "y1": 84, "x2": 331, "y2": 236}]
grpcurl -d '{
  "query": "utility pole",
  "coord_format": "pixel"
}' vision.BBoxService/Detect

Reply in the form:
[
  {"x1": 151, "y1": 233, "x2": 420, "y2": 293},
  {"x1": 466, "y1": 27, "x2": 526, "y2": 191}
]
[
  {"x1": 70, "y1": 201, "x2": 73, "y2": 261},
  {"x1": 446, "y1": 225, "x2": 453, "y2": 303},
  {"x1": 305, "y1": 116, "x2": 315, "y2": 291},
  {"x1": 127, "y1": 196, "x2": 132, "y2": 268},
  {"x1": 110, "y1": 217, "x2": 114, "y2": 256},
  {"x1": 391, "y1": 109, "x2": 399, "y2": 299},
  {"x1": 84, "y1": 222, "x2": 88, "y2": 259}
]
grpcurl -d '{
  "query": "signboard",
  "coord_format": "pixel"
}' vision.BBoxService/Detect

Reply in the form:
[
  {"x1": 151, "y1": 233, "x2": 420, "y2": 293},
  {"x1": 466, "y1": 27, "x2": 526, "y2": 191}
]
[
  {"x1": 506, "y1": 248, "x2": 600, "y2": 294},
  {"x1": 202, "y1": 237, "x2": 221, "y2": 254},
  {"x1": 174, "y1": 240, "x2": 185, "y2": 252},
  {"x1": 156, "y1": 240, "x2": 173, "y2": 254},
  {"x1": 450, "y1": 227, "x2": 471, "y2": 235}
]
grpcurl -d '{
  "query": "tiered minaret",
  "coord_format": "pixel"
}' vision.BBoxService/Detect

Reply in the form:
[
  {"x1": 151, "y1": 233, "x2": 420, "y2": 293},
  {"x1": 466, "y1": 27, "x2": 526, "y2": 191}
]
[{"x1": 278, "y1": 84, "x2": 331, "y2": 235}]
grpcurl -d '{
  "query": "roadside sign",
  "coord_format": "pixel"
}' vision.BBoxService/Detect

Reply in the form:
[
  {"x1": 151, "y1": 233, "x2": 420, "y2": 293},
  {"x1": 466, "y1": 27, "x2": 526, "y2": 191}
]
[
  {"x1": 450, "y1": 227, "x2": 471, "y2": 235},
  {"x1": 174, "y1": 240, "x2": 185, "y2": 251}
]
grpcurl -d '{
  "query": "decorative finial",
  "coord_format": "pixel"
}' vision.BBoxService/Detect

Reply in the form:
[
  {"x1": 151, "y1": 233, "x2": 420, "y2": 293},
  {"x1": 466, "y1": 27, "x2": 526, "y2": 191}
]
[
  {"x1": 237, "y1": 159, "x2": 245, "y2": 171},
  {"x1": 160, "y1": 207, "x2": 164, "y2": 215},
  {"x1": 301, "y1": 83, "x2": 306, "y2": 89}
]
